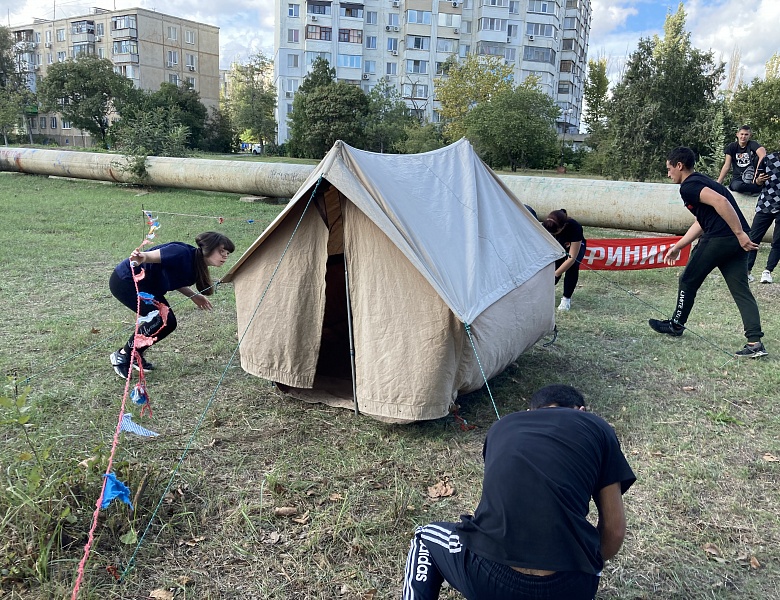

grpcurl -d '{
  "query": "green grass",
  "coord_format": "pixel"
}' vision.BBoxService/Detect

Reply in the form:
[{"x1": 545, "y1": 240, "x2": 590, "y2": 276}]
[{"x1": 1, "y1": 172, "x2": 779, "y2": 599}]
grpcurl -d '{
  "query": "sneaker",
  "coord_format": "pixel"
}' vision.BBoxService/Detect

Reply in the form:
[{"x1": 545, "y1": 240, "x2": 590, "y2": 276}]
[
  {"x1": 648, "y1": 319, "x2": 685, "y2": 337},
  {"x1": 760, "y1": 270, "x2": 773, "y2": 284},
  {"x1": 735, "y1": 341, "x2": 768, "y2": 358},
  {"x1": 132, "y1": 355, "x2": 155, "y2": 371},
  {"x1": 110, "y1": 350, "x2": 131, "y2": 379},
  {"x1": 558, "y1": 297, "x2": 571, "y2": 311},
  {"x1": 748, "y1": 272, "x2": 755, "y2": 283}
]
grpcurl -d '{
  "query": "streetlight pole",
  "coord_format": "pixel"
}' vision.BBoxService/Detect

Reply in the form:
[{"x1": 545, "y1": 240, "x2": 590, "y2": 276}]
[{"x1": 559, "y1": 108, "x2": 571, "y2": 169}]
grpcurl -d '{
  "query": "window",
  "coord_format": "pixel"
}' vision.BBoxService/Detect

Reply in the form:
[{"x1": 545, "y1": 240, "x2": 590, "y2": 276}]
[
  {"x1": 386, "y1": 62, "x2": 397, "y2": 75},
  {"x1": 287, "y1": 78, "x2": 299, "y2": 93},
  {"x1": 56, "y1": 28, "x2": 65, "y2": 42},
  {"x1": 40, "y1": 117, "x2": 46, "y2": 129},
  {"x1": 564, "y1": 17, "x2": 577, "y2": 29},
  {"x1": 436, "y1": 38, "x2": 456, "y2": 53},
  {"x1": 523, "y1": 46, "x2": 556, "y2": 65},
  {"x1": 477, "y1": 43, "x2": 503, "y2": 56},
  {"x1": 438, "y1": 13, "x2": 462, "y2": 27},
  {"x1": 35, "y1": 32, "x2": 41, "y2": 43},
  {"x1": 286, "y1": 103, "x2": 294, "y2": 115},
  {"x1": 507, "y1": 24, "x2": 518, "y2": 38},
  {"x1": 505, "y1": 47, "x2": 516, "y2": 61},
  {"x1": 98, "y1": 47, "x2": 105, "y2": 59},
  {"x1": 528, "y1": 1, "x2": 558, "y2": 16},
  {"x1": 185, "y1": 30, "x2": 195, "y2": 44},
  {"x1": 388, "y1": 13, "x2": 400, "y2": 26},
  {"x1": 167, "y1": 26, "x2": 178, "y2": 40},
  {"x1": 402, "y1": 83, "x2": 428, "y2": 98},
  {"x1": 62, "y1": 120, "x2": 71, "y2": 129},
  {"x1": 365, "y1": 35, "x2": 377, "y2": 49},
  {"x1": 406, "y1": 59, "x2": 428, "y2": 74},
  {"x1": 47, "y1": 53, "x2": 53, "y2": 64},
  {"x1": 288, "y1": 3, "x2": 300, "y2": 17},
  {"x1": 462, "y1": 21, "x2": 472, "y2": 34},
  {"x1": 73, "y1": 44, "x2": 93, "y2": 57},
  {"x1": 114, "y1": 40, "x2": 138, "y2": 54},
  {"x1": 186, "y1": 77, "x2": 196, "y2": 88},
  {"x1": 339, "y1": 29, "x2": 363, "y2": 43},
  {"x1": 96, "y1": 23, "x2": 104, "y2": 36},
  {"x1": 288, "y1": 29, "x2": 300, "y2": 43},
  {"x1": 407, "y1": 10, "x2": 432, "y2": 25},
  {"x1": 308, "y1": 4, "x2": 332, "y2": 15},
  {"x1": 71, "y1": 21, "x2": 95, "y2": 34},
  {"x1": 306, "y1": 26, "x2": 332, "y2": 41},
  {"x1": 480, "y1": 18, "x2": 507, "y2": 32},
  {"x1": 407, "y1": 36, "x2": 430, "y2": 50},
  {"x1": 337, "y1": 54, "x2": 362, "y2": 68},
  {"x1": 483, "y1": 0, "x2": 508, "y2": 6},
  {"x1": 169, "y1": 74, "x2": 179, "y2": 85},
  {"x1": 509, "y1": 0, "x2": 520, "y2": 13},
  {"x1": 387, "y1": 38, "x2": 398, "y2": 52},
  {"x1": 566, "y1": 0, "x2": 579, "y2": 7},
  {"x1": 288, "y1": 53, "x2": 299, "y2": 68},
  {"x1": 167, "y1": 50, "x2": 179, "y2": 65},
  {"x1": 30, "y1": 118, "x2": 36, "y2": 129},
  {"x1": 114, "y1": 64, "x2": 138, "y2": 79},
  {"x1": 186, "y1": 54, "x2": 196, "y2": 69},
  {"x1": 558, "y1": 81, "x2": 571, "y2": 94},
  {"x1": 526, "y1": 23, "x2": 556, "y2": 37},
  {"x1": 463, "y1": 0, "x2": 473, "y2": 7},
  {"x1": 305, "y1": 51, "x2": 332, "y2": 65},
  {"x1": 57, "y1": 51, "x2": 66, "y2": 62},
  {"x1": 559, "y1": 59, "x2": 575, "y2": 73},
  {"x1": 50, "y1": 117, "x2": 57, "y2": 129},
  {"x1": 562, "y1": 38, "x2": 574, "y2": 51},
  {"x1": 459, "y1": 44, "x2": 470, "y2": 58},
  {"x1": 112, "y1": 15, "x2": 137, "y2": 30},
  {"x1": 366, "y1": 11, "x2": 377, "y2": 24},
  {"x1": 45, "y1": 30, "x2": 52, "y2": 43},
  {"x1": 364, "y1": 60, "x2": 376, "y2": 73},
  {"x1": 340, "y1": 6, "x2": 364, "y2": 18}
]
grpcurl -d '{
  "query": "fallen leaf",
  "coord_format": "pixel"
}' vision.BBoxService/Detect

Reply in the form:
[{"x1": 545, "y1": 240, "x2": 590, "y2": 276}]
[
  {"x1": 329, "y1": 493, "x2": 344, "y2": 501},
  {"x1": 91, "y1": 328, "x2": 100, "y2": 334},
  {"x1": 427, "y1": 479, "x2": 455, "y2": 499},
  {"x1": 362, "y1": 588, "x2": 378, "y2": 600},
  {"x1": 750, "y1": 556, "x2": 761, "y2": 569},
  {"x1": 703, "y1": 543, "x2": 722, "y2": 557},
  {"x1": 274, "y1": 506, "x2": 298, "y2": 517},
  {"x1": 762, "y1": 453, "x2": 779, "y2": 462},
  {"x1": 263, "y1": 531, "x2": 282, "y2": 544},
  {"x1": 682, "y1": 386, "x2": 696, "y2": 392},
  {"x1": 292, "y1": 511, "x2": 310, "y2": 524},
  {"x1": 149, "y1": 589, "x2": 174, "y2": 600},
  {"x1": 176, "y1": 575, "x2": 193, "y2": 586},
  {"x1": 178, "y1": 536, "x2": 206, "y2": 547}
]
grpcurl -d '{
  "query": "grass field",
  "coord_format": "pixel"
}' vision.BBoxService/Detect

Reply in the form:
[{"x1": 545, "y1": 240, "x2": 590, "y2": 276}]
[{"x1": 1, "y1": 172, "x2": 779, "y2": 600}]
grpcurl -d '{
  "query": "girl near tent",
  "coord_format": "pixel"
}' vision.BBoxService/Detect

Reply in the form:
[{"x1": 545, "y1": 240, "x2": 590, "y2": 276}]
[
  {"x1": 542, "y1": 209, "x2": 587, "y2": 311},
  {"x1": 108, "y1": 231, "x2": 235, "y2": 378}
]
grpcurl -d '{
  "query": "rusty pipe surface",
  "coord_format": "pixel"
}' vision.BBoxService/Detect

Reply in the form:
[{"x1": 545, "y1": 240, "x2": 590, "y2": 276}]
[{"x1": 1, "y1": 147, "x2": 768, "y2": 238}]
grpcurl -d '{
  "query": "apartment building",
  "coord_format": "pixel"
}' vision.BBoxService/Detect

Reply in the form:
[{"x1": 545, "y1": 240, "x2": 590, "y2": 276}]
[
  {"x1": 273, "y1": 0, "x2": 591, "y2": 143},
  {"x1": 10, "y1": 7, "x2": 220, "y2": 146}
]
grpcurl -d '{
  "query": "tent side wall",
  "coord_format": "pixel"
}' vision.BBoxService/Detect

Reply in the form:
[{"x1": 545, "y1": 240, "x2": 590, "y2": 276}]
[
  {"x1": 343, "y1": 200, "x2": 464, "y2": 422},
  {"x1": 453, "y1": 265, "x2": 557, "y2": 395},
  {"x1": 232, "y1": 201, "x2": 329, "y2": 388}
]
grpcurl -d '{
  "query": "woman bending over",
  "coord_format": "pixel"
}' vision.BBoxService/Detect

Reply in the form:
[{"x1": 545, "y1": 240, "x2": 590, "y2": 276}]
[{"x1": 542, "y1": 209, "x2": 586, "y2": 311}]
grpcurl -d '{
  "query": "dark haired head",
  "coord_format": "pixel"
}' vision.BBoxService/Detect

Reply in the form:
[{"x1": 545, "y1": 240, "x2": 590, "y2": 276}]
[
  {"x1": 194, "y1": 232, "x2": 235, "y2": 296},
  {"x1": 529, "y1": 384, "x2": 586, "y2": 410},
  {"x1": 666, "y1": 147, "x2": 696, "y2": 170},
  {"x1": 738, "y1": 125, "x2": 752, "y2": 132},
  {"x1": 542, "y1": 209, "x2": 568, "y2": 234}
]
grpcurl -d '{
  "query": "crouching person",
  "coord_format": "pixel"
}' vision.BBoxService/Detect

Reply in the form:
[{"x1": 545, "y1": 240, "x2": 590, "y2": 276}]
[{"x1": 402, "y1": 385, "x2": 635, "y2": 600}]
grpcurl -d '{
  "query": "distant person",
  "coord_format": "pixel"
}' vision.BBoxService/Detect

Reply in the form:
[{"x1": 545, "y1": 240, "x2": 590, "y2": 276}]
[
  {"x1": 542, "y1": 209, "x2": 586, "y2": 311},
  {"x1": 109, "y1": 232, "x2": 235, "y2": 378},
  {"x1": 747, "y1": 152, "x2": 780, "y2": 283},
  {"x1": 717, "y1": 125, "x2": 767, "y2": 195},
  {"x1": 402, "y1": 384, "x2": 635, "y2": 600},
  {"x1": 649, "y1": 147, "x2": 766, "y2": 358}
]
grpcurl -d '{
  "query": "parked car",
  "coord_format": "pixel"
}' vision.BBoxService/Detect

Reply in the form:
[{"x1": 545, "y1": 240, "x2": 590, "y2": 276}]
[{"x1": 251, "y1": 143, "x2": 263, "y2": 155}]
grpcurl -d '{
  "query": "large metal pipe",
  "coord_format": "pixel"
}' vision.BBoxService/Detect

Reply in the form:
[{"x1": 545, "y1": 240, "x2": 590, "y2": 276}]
[{"x1": 1, "y1": 147, "x2": 770, "y2": 238}]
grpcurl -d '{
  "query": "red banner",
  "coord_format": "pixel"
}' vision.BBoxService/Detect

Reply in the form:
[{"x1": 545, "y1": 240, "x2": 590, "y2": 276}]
[{"x1": 581, "y1": 237, "x2": 690, "y2": 270}]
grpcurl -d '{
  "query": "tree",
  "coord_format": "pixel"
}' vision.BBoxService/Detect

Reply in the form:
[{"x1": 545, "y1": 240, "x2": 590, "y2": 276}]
[
  {"x1": 434, "y1": 54, "x2": 514, "y2": 142},
  {"x1": 729, "y1": 77, "x2": 780, "y2": 153},
  {"x1": 601, "y1": 3, "x2": 724, "y2": 180},
  {"x1": 111, "y1": 107, "x2": 190, "y2": 158},
  {"x1": 146, "y1": 82, "x2": 207, "y2": 149},
  {"x1": 463, "y1": 80, "x2": 560, "y2": 171},
  {"x1": 583, "y1": 57, "x2": 609, "y2": 133},
  {"x1": 201, "y1": 105, "x2": 239, "y2": 153},
  {"x1": 767, "y1": 52, "x2": 780, "y2": 80},
  {"x1": 365, "y1": 79, "x2": 415, "y2": 153},
  {"x1": 394, "y1": 122, "x2": 445, "y2": 154},
  {"x1": 0, "y1": 26, "x2": 35, "y2": 144},
  {"x1": 38, "y1": 55, "x2": 135, "y2": 147},
  {"x1": 227, "y1": 53, "x2": 276, "y2": 152}
]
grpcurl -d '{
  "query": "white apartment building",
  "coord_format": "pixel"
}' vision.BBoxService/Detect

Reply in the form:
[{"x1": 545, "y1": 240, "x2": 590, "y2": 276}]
[
  {"x1": 10, "y1": 7, "x2": 220, "y2": 146},
  {"x1": 273, "y1": 0, "x2": 591, "y2": 143}
]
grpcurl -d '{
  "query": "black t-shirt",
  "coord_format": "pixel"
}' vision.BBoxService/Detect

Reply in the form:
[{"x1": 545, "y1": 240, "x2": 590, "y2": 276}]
[
  {"x1": 455, "y1": 408, "x2": 635, "y2": 574},
  {"x1": 114, "y1": 242, "x2": 198, "y2": 297},
  {"x1": 679, "y1": 173, "x2": 749, "y2": 238},
  {"x1": 553, "y1": 218, "x2": 586, "y2": 253},
  {"x1": 725, "y1": 140, "x2": 761, "y2": 180}
]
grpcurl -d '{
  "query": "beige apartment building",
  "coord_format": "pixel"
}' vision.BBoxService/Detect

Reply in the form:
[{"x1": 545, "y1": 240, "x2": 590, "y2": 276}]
[
  {"x1": 273, "y1": 0, "x2": 591, "y2": 144},
  {"x1": 11, "y1": 7, "x2": 219, "y2": 146}
]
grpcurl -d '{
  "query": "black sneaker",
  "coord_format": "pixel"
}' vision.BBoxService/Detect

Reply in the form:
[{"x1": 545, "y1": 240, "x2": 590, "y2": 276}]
[
  {"x1": 110, "y1": 350, "x2": 131, "y2": 379},
  {"x1": 133, "y1": 355, "x2": 155, "y2": 371},
  {"x1": 735, "y1": 342, "x2": 768, "y2": 358},
  {"x1": 648, "y1": 319, "x2": 685, "y2": 337}
]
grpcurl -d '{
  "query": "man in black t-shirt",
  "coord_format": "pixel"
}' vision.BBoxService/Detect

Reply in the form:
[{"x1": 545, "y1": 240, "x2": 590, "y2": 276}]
[
  {"x1": 649, "y1": 147, "x2": 767, "y2": 358},
  {"x1": 401, "y1": 385, "x2": 635, "y2": 600},
  {"x1": 717, "y1": 125, "x2": 767, "y2": 195}
]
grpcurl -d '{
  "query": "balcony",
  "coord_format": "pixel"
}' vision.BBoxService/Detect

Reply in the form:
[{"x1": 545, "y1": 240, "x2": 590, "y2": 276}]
[
  {"x1": 111, "y1": 27, "x2": 138, "y2": 39},
  {"x1": 112, "y1": 53, "x2": 140, "y2": 64}
]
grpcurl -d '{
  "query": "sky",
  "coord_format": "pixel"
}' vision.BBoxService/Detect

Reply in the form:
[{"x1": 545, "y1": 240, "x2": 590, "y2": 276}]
[{"x1": 4, "y1": 0, "x2": 779, "y2": 84}]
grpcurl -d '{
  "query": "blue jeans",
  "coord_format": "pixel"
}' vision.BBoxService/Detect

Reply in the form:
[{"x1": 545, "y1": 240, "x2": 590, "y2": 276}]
[{"x1": 402, "y1": 523, "x2": 600, "y2": 600}]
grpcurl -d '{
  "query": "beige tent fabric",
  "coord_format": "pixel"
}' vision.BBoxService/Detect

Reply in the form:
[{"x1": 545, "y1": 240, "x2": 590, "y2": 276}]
[
  {"x1": 232, "y1": 201, "x2": 329, "y2": 388},
  {"x1": 343, "y1": 200, "x2": 463, "y2": 422}
]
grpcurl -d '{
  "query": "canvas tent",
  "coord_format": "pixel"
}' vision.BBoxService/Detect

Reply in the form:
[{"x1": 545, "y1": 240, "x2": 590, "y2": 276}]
[{"x1": 222, "y1": 139, "x2": 565, "y2": 423}]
